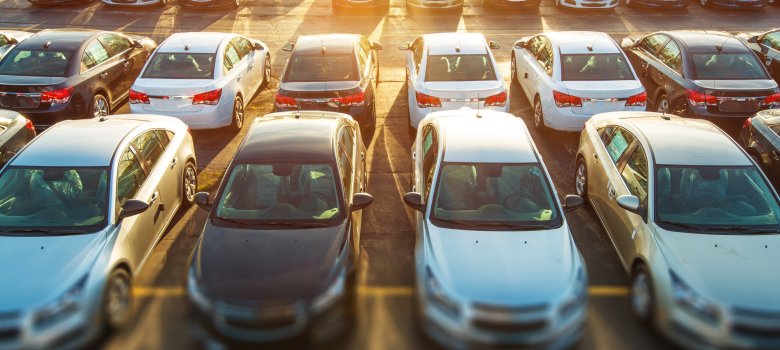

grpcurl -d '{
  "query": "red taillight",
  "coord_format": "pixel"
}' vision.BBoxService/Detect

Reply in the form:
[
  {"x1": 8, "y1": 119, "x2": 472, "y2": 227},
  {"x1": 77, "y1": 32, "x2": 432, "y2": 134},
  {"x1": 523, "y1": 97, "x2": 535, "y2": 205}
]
[
  {"x1": 485, "y1": 91, "x2": 507, "y2": 107},
  {"x1": 24, "y1": 119, "x2": 34, "y2": 131},
  {"x1": 552, "y1": 90, "x2": 582, "y2": 108},
  {"x1": 763, "y1": 92, "x2": 780, "y2": 106},
  {"x1": 686, "y1": 89, "x2": 717, "y2": 107},
  {"x1": 626, "y1": 91, "x2": 647, "y2": 107},
  {"x1": 416, "y1": 91, "x2": 441, "y2": 108},
  {"x1": 330, "y1": 92, "x2": 365, "y2": 107},
  {"x1": 274, "y1": 93, "x2": 297, "y2": 109},
  {"x1": 192, "y1": 89, "x2": 222, "y2": 105},
  {"x1": 40, "y1": 87, "x2": 73, "y2": 105},
  {"x1": 129, "y1": 89, "x2": 150, "y2": 104}
]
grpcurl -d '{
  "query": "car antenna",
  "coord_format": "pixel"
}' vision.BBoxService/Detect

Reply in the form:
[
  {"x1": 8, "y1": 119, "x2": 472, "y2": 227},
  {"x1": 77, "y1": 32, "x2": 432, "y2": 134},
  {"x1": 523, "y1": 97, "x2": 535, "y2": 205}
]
[
  {"x1": 321, "y1": 40, "x2": 326, "y2": 55},
  {"x1": 295, "y1": 105, "x2": 301, "y2": 119},
  {"x1": 180, "y1": 37, "x2": 190, "y2": 51},
  {"x1": 587, "y1": 37, "x2": 596, "y2": 52}
]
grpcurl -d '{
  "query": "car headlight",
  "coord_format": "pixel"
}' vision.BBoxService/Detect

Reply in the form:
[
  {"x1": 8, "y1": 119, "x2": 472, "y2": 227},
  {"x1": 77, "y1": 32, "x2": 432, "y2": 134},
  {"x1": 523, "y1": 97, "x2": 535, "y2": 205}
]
[
  {"x1": 559, "y1": 268, "x2": 587, "y2": 318},
  {"x1": 671, "y1": 271, "x2": 720, "y2": 325},
  {"x1": 33, "y1": 275, "x2": 87, "y2": 329},
  {"x1": 425, "y1": 268, "x2": 460, "y2": 317},
  {"x1": 187, "y1": 268, "x2": 213, "y2": 314},
  {"x1": 311, "y1": 267, "x2": 347, "y2": 314}
]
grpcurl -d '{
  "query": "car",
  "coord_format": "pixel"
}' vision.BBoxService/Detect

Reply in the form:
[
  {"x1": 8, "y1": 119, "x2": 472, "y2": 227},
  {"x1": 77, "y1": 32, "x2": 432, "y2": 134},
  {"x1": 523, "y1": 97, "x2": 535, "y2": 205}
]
[
  {"x1": 186, "y1": 111, "x2": 373, "y2": 344},
  {"x1": 621, "y1": 31, "x2": 780, "y2": 118},
  {"x1": 0, "y1": 109, "x2": 36, "y2": 167},
  {"x1": 101, "y1": 0, "x2": 170, "y2": 7},
  {"x1": 406, "y1": 0, "x2": 463, "y2": 10},
  {"x1": 0, "y1": 114, "x2": 197, "y2": 350},
  {"x1": 402, "y1": 108, "x2": 587, "y2": 350},
  {"x1": 0, "y1": 29, "x2": 157, "y2": 131},
  {"x1": 0, "y1": 31, "x2": 32, "y2": 61},
  {"x1": 178, "y1": 0, "x2": 240, "y2": 8},
  {"x1": 400, "y1": 33, "x2": 507, "y2": 133},
  {"x1": 553, "y1": 0, "x2": 617, "y2": 9},
  {"x1": 274, "y1": 34, "x2": 381, "y2": 142},
  {"x1": 740, "y1": 109, "x2": 780, "y2": 189},
  {"x1": 27, "y1": 0, "x2": 93, "y2": 6},
  {"x1": 130, "y1": 32, "x2": 270, "y2": 131},
  {"x1": 481, "y1": 0, "x2": 540, "y2": 8},
  {"x1": 624, "y1": 0, "x2": 689, "y2": 8},
  {"x1": 512, "y1": 31, "x2": 646, "y2": 132},
  {"x1": 575, "y1": 111, "x2": 780, "y2": 349},
  {"x1": 737, "y1": 28, "x2": 780, "y2": 84},
  {"x1": 699, "y1": 0, "x2": 767, "y2": 8},
  {"x1": 332, "y1": 0, "x2": 389, "y2": 13}
]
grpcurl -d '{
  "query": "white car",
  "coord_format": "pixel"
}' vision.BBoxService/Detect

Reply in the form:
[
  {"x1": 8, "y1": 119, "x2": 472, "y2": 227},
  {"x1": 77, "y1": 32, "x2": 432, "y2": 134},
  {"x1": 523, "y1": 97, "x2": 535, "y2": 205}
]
[
  {"x1": 553, "y1": 0, "x2": 617, "y2": 8},
  {"x1": 512, "y1": 31, "x2": 646, "y2": 132},
  {"x1": 400, "y1": 33, "x2": 508, "y2": 133},
  {"x1": 403, "y1": 108, "x2": 587, "y2": 350},
  {"x1": 130, "y1": 32, "x2": 271, "y2": 131},
  {"x1": 0, "y1": 30, "x2": 31, "y2": 61}
]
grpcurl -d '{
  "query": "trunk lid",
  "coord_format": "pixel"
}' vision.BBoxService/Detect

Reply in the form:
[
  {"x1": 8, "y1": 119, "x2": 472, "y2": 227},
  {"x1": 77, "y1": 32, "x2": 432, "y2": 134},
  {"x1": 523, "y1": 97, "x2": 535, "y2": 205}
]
[
  {"x1": 422, "y1": 81, "x2": 504, "y2": 110},
  {"x1": 561, "y1": 80, "x2": 644, "y2": 115},
  {"x1": 131, "y1": 78, "x2": 216, "y2": 113}
]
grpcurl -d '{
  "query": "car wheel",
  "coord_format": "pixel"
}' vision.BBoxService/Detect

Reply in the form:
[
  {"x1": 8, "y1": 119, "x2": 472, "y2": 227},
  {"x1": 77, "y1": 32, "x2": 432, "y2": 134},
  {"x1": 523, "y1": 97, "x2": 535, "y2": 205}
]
[
  {"x1": 630, "y1": 264, "x2": 656, "y2": 324},
  {"x1": 533, "y1": 97, "x2": 547, "y2": 132},
  {"x1": 156, "y1": 0, "x2": 167, "y2": 7},
  {"x1": 182, "y1": 161, "x2": 197, "y2": 206},
  {"x1": 575, "y1": 157, "x2": 588, "y2": 199},
  {"x1": 699, "y1": 0, "x2": 708, "y2": 6},
  {"x1": 231, "y1": 96, "x2": 244, "y2": 132},
  {"x1": 510, "y1": 53, "x2": 517, "y2": 83},
  {"x1": 233, "y1": 0, "x2": 239, "y2": 8},
  {"x1": 262, "y1": 54, "x2": 271, "y2": 88},
  {"x1": 91, "y1": 94, "x2": 110, "y2": 119},
  {"x1": 655, "y1": 93, "x2": 670, "y2": 113},
  {"x1": 102, "y1": 268, "x2": 133, "y2": 332},
  {"x1": 625, "y1": 0, "x2": 633, "y2": 6}
]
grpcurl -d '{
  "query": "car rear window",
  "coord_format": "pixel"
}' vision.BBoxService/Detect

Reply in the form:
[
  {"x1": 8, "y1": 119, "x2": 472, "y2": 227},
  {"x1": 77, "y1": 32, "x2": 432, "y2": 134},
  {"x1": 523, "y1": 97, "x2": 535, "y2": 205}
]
[
  {"x1": 691, "y1": 53, "x2": 768, "y2": 80},
  {"x1": 284, "y1": 55, "x2": 357, "y2": 82},
  {"x1": 142, "y1": 53, "x2": 215, "y2": 79},
  {"x1": 561, "y1": 54, "x2": 634, "y2": 81},
  {"x1": 425, "y1": 54, "x2": 497, "y2": 82},
  {"x1": 0, "y1": 50, "x2": 71, "y2": 77}
]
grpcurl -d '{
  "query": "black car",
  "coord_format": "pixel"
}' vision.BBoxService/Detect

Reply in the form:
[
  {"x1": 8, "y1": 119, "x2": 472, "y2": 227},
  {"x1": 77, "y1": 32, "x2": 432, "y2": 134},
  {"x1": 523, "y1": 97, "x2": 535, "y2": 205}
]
[
  {"x1": 275, "y1": 34, "x2": 381, "y2": 141},
  {"x1": 624, "y1": 0, "x2": 689, "y2": 8},
  {"x1": 741, "y1": 109, "x2": 780, "y2": 189},
  {"x1": 0, "y1": 109, "x2": 36, "y2": 167},
  {"x1": 738, "y1": 28, "x2": 780, "y2": 84},
  {"x1": 699, "y1": 0, "x2": 766, "y2": 8},
  {"x1": 621, "y1": 31, "x2": 780, "y2": 118},
  {"x1": 0, "y1": 29, "x2": 156, "y2": 131},
  {"x1": 186, "y1": 111, "x2": 373, "y2": 344}
]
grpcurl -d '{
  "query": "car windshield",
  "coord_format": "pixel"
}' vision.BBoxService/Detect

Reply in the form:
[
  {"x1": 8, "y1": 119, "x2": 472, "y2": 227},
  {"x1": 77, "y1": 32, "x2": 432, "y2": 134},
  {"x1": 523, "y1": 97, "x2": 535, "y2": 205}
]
[
  {"x1": 284, "y1": 55, "x2": 356, "y2": 82},
  {"x1": 561, "y1": 54, "x2": 634, "y2": 81},
  {"x1": 0, "y1": 167, "x2": 108, "y2": 234},
  {"x1": 425, "y1": 54, "x2": 497, "y2": 82},
  {"x1": 430, "y1": 163, "x2": 562, "y2": 230},
  {"x1": 691, "y1": 53, "x2": 768, "y2": 80},
  {"x1": 655, "y1": 165, "x2": 780, "y2": 234},
  {"x1": 142, "y1": 53, "x2": 215, "y2": 79},
  {"x1": 214, "y1": 163, "x2": 343, "y2": 227},
  {"x1": 0, "y1": 50, "x2": 71, "y2": 77}
]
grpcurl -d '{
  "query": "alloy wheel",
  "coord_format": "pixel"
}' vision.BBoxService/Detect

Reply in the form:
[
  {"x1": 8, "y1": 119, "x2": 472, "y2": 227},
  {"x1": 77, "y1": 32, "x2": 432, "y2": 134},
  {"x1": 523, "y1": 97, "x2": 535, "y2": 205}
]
[
  {"x1": 233, "y1": 97, "x2": 244, "y2": 131},
  {"x1": 656, "y1": 95, "x2": 669, "y2": 113},
  {"x1": 631, "y1": 270, "x2": 653, "y2": 320},
  {"x1": 183, "y1": 163, "x2": 197, "y2": 204},
  {"x1": 534, "y1": 99, "x2": 544, "y2": 129},
  {"x1": 93, "y1": 95, "x2": 109, "y2": 119},
  {"x1": 104, "y1": 271, "x2": 132, "y2": 329},
  {"x1": 575, "y1": 162, "x2": 587, "y2": 197},
  {"x1": 263, "y1": 55, "x2": 271, "y2": 86},
  {"x1": 511, "y1": 54, "x2": 516, "y2": 82}
]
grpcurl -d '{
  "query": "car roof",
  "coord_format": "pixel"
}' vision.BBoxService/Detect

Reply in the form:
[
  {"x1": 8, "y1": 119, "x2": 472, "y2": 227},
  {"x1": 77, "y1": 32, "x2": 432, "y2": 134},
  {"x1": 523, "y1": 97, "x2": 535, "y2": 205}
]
[
  {"x1": 157, "y1": 32, "x2": 232, "y2": 54},
  {"x1": 427, "y1": 109, "x2": 539, "y2": 163},
  {"x1": 293, "y1": 34, "x2": 358, "y2": 56},
  {"x1": 234, "y1": 111, "x2": 347, "y2": 164},
  {"x1": 665, "y1": 31, "x2": 750, "y2": 53},
  {"x1": 424, "y1": 33, "x2": 488, "y2": 55},
  {"x1": 546, "y1": 31, "x2": 620, "y2": 55},
  {"x1": 15, "y1": 29, "x2": 101, "y2": 51}
]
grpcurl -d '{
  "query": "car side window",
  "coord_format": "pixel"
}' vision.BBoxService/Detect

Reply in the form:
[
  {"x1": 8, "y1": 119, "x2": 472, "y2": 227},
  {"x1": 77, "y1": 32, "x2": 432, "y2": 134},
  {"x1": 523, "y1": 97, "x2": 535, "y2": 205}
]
[
  {"x1": 762, "y1": 32, "x2": 780, "y2": 51},
  {"x1": 620, "y1": 145, "x2": 649, "y2": 205},
  {"x1": 155, "y1": 130, "x2": 171, "y2": 147},
  {"x1": 337, "y1": 127, "x2": 355, "y2": 199},
  {"x1": 421, "y1": 126, "x2": 439, "y2": 200},
  {"x1": 223, "y1": 44, "x2": 240, "y2": 74},
  {"x1": 639, "y1": 35, "x2": 670, "y2": 56},
  {"x1": 535, "y1": 40, "x2": 554, "y2": 77},
  {"x1": 82, "y1": 39, "x2": 111, "y2": 72},
  {"x1": 131, "y1": 131, "x2": 166, "y2": 172},
  {"x1": 0, "y1": 35, "x2": 8, "y2": 47},
  {"x1": 526, "y1": 36, "x2": 544, "y2": 56},
  {"x1": 116, "y1": 148, "x2": 147, "y2": 207},
  {"x1": 359, "y1": 37, "x2": 371, "y2": 71},
  {"x1": 232, "y1": 37, "x2": 253, "y2": 59},
  {"x1": 657, "y1": 40, "x2": 683, "y2": 74},
  {"x1": 599, "y1": 126, "x2": 614, "y2": 144},
  {"x1": 605, "y1": 127, "x2": 636, "y2": 164},
  {"x1": 412, "y1": 37, "x2": 424, "y2": 75},
  {"x1": 98, "y1": 34, "x2": 131, "y2": 57}
]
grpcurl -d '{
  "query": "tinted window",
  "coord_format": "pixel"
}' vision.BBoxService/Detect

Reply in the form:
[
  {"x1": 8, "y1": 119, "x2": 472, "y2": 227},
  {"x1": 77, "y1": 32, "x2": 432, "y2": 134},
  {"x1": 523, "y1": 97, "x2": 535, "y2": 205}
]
[
  {"x1": 232, "y1": 38, "x2": 253, "y2": 59},
  {"x1": 98, "y1": 34, "x2": 131, "y2": 56},
  {"x1": 535, "y1": 42, "x2": 554, "y2": 77},
  {"x1": 412, "y1": 38, "x2": 424, "y2": 74},
  {"x1": 620, "y1": 146, "x2": 649, "y2": 204},
  {"x1": 142, "y1": 53, "x2": 214, "y2": 79},
  {"x1": 84, "y1": 40, "x2": 110, "y2": 68},
  {"x1": 223, "y1": 44, "x2": 240, "y2": 73},
  {"x1": 284, "y1": 55, "x2": 357, "y2": 82},
  {"x1": 605, "y1": 128, "x2": 636, "y2": 163},
  {"x1": 155, "y1": 130, "x2": 170, "y2": 147},
  {"x1": 771, "y1": 124, "x2": 780, "y2": 137},
  {"x1": 691, "y1": 53, "x2": 768, "y2": 80},
  {"x1": 639, "y1": 35, "x2": 670, "y2": 55},
  {"x1": 132, "y1": 131, "x2": 166, "y2": 171},
  {"x1": 425, "y1": 54, "x2": 497, "y2": 82},
  {"x1": 116, "y1": 149, "x2": 147, "y2": 206},
  {"x1": 561, "y1": 54, "x2": 633, "y2": 81},
  {"x1": 0, "y1": 50, "x2": 71, "y2": 77},
  {"x1": 526, "y1": 36, "x2": 544, "y2": 56},
  {"x1": 657, "y1": 41, "x2": 683, "y2": 73},
  {"x1": 338, "y1": 127, "x2": 355, "y2": 198},
  {"x1": 422, "y1": 126, "x2": 438, "y2": 199},
  {"x1": 762, "y1": 32, "x2": 780, "y2": 51},
  {"x1": 0, "y1": 36, "x2": 8, "y2": 47}
]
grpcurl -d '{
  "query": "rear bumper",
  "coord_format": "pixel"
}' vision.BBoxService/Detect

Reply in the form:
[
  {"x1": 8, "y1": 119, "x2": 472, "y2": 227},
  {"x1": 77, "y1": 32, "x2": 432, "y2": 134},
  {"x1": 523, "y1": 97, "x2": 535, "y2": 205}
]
[
  {"x1": 129, "y1": 102, "x2": 233, "y2": 130},
  {"x1": 27, "y1": 0, "x2": 84, "y2": 4},
  {"x1": 9, "y1": 104, "x2": 82, "y2": 132},
  {"x1": 275, "y1": 104, "x2": 374, "y2": 129},
  {"x1": 688, "y1": 104, "x2": 775, "y2": 119},
  {"x1": 544, "y1": 106, "x2": 645, "y2": 132},
  {"x1": 629, "y1": 0, "x2": 690, "y2": 7},
  {"x1": 178, "y1": 0, "x2": 234, "y2": 7},
  {"x1": 707, "y1": 0, "x2": 766, "y2": 7},
  {"x1": 409, "y1": 103, "x2": 509, "y2": 129},
  {"x1": 101, "y1": 0, "x2": 162, "y2": 5}
]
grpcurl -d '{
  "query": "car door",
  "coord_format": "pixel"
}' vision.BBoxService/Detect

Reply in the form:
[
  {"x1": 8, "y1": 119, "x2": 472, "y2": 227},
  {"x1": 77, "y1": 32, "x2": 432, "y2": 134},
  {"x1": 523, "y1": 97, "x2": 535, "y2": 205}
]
[
  {"x1": 337, "y1": 125, "x2": 360, "y2": 260},
  {"x1": 651, "y1": 39, "x2": 687, "y2": 109},
  {"x1": 222, "y1": 43, "x2": 244, "y2": 99},
  {"x1": 83, "y1": 38, "x2": 125, "y2": 106},
  {"x1": 98, "y1": 34, "x2": 134, "y2": 96},
  {"x1": 527, "y1": 37, "x2": 553, "y2": 104},
  {"x1": 517, "y1": 36, "x2": 544, "y2": 100},
  {"x1": 132, "y1": 130, "x2": 177, "y2": 234},
  {"x1": 407, "y1": 37, "x2": 424, "y2": 106},
  {"x1": 765, "y1": 124, "x2": 780, "y2": 188},
  {"x1": 607, "y1": 142, "x2": 649, "y2": 265},
  {"x1": 757, "y1": 31, "x2": 780, "y2": 83},
  {"x1": 115, "y1": 146, "x2": 159, "y2": 267},
  {"x1": 232, "y1": 37, "x2": 261, "y2": 96},
  {"x1": 627, "y1": 34, "x2": 670, "y2": 103},
  {"x1": 358, "y1": 38, "x2": 375, "y2": 111}
]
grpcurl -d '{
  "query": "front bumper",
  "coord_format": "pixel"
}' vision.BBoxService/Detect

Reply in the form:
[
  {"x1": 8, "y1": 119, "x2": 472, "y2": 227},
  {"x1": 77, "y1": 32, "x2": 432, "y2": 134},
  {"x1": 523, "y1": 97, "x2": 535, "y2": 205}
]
[
  {"x1": 707, "y1": 0, "x2": 766, "y2": 7},
  {"x1": 332, "y1": 0, "x2": 389, "y2": 8},
  {"x1": 0, "y1": 309, "x2": 97, "y2": 350},
  {"x1": 630, "y1": 0, "x2": 690, "y2": 7},
  {"x1": 659, "y1": 303, "x2": 780, "y2": 349},
  {"x1": 406, "y1": 0, "x2": 464, "y2": 8},
  {"x1": 483, "y1": 0, "x2": 541, "y2": 7},
  {"x1": 129, "y1": 101, "x2": 233, "y2": 130}
]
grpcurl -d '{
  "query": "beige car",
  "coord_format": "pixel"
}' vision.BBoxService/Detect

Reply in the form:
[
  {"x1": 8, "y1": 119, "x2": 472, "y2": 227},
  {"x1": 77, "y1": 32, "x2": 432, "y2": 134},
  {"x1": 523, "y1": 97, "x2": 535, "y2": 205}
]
[{"x1": 575, "y1": 111, "x2": 780, "y2": 349}]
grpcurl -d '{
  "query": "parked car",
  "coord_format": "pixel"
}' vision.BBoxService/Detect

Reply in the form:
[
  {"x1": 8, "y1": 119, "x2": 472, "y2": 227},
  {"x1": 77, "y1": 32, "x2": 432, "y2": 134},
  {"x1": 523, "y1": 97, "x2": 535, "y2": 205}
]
[
  {"x1": 553, "y1": 0, "x2": 617, "y2": 9},
  {"x1": 699, "y1": 0, "x2": 767, "y2": 8},
  {"x1": 406, "y1": 0, "x2": 463, "y2": 10},
  {"x1": 575, "y1": 111, "x2": 780, "y2": 349},
  {"x1": 0, "y1": 31, "x2": 32, "y2": 61},
  {"x1": 178, "y1": 0, "x2": 240, "y2": 8},
  {"x1": 275, "y1": 34, "x2": 381, "y2": 141},
  {"x1": 621, "y1": 31, "x2": 779, "y2": 117},
  {"x1": 101, "y1": 0, "x2": 169, "y2": 7},
  {"x1": 482, "y1": 0, "x2": 540, "y2": 8},
  {"x1": 0, "y1": 29, "x2": 157, "y2": 131},
  {"x1": 402, "y1": 108, "x2": 587, "y2": 350},
  {"x1": 624, "y1": 0, "x2": 689, "y2": 8},
  {"x1": 0, "y1": 109, "x2": 36, "y2": 167},
  {"x1": 400, "y1": 32, "x2": 507, "y2": 133},
  {"x1": 0, "y1": 114, "x2": 196, "y2": 349},
  {"x1": 332, "y1": 0, "x2": 389, "y2": 13},
  {"x1": 741, "y1": 109, "x2": 780, "y2": 189},
  {"x1": 130, "y1": 32, "x2": 270, "y2": 131},
  {"x1": 186, "y1": 111, "x2": 373, "y2": 344},
  {"x1": 737, "y1": 28, "x2": 780, "y2": 84},
  {"x1": 27, "y1": 0, "x2": 92, "y2": 6},
  {"x1": 512, "y1": 31, "x2": 646, "y2": 132}
]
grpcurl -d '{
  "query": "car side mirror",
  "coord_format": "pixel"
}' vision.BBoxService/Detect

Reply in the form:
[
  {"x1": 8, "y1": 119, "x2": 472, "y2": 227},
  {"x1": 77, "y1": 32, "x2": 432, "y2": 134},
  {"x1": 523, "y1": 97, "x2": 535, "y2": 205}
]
[
  {"x1": 563, "y1": 194, "x2": 584, "y2": 211},
  {"x1": 620, "y1": 38, "x2": 637, "y2": 50},
  {"x1": 371, "y1": 42, "x2": 383, "y2": 51},
  {"x1": 117, "y1": 199, "x2": 149, "y2": 224},
  {"x1": 351, "y1": 192, "x2": 374, "y2": 211},
  {"x1": 748, "y1": 35, "x2": 758, "y2": 44},
  {"x1": 513, "y1": 40, "x2": 525, "y2": 49},
  {"x1": 488, "y1": 41, "x2": 501, "y2": 50},
  {"x1": 616, "y1": 195, "x2": 641, "y2": 213},
  {"x1": 403, "y1": 192, "x2": 425, "y2": 213},
  {"x1": 8, "y1": 37, "x2": 18, "y2": 45},
  {"x1": 399, "y1": 42, "x2": 411, "y2": 51},
  {"x1": 282, "y1": 43, "x2": 294, "y2": 52},
  {"x1": 194, "y1": 192, "x2": 212, "y2": 210},
  {"x1": 133, "y1": 40, "x2": 143, "y2": 49},
  {"x1": 253, "y1": 42, "x2": 265, "y2": 51}
]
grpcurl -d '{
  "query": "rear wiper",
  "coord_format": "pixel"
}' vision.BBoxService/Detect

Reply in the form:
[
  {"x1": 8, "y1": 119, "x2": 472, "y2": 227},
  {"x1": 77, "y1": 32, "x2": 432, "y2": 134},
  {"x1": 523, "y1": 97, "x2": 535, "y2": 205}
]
[{"x1": 655, "y1": 221, "x2": 705, "y2": 233}]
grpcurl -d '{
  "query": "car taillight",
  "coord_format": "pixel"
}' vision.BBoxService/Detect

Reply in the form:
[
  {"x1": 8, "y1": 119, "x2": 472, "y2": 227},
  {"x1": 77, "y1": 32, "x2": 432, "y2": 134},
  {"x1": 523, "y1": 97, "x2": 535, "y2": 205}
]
[
  {"x1": 625, "y1": 91, "x2": 647, "y2": 107},
  {"x1": 330, "y1": 92, "x2": 365, "y2": 107},
  {"x1": 686, "y1": 89, "x2": 717, "y2": 107},
  {"x1": 40, "y1": 87, "x2": 73, "y2": 104},
  {"x1": 274, "y1": 93, "x2": 297, "y2": 109},
  {"x1": 743, "y1": 117, "x2": 753, "y2": 128},
  {"x1": 192, "y1": 89, "x2": 222, "y2": 105},
  {"x1": 129, "y1": 89, "x2": 150, "y2": 104},
  {"x1": 552, "y1": 90, "x2": 582, "y2": 108},
  {"x1": 763, "y1": 92, "x2": 780, "y2": 106},
  {"x1": 25, "y1": 119, "x2": 34, "y2": 131},
  {"x1": 416, "y1": 92, "x2": 441, "y2": 108},
  {"x1": 484, "y1": 91, "x2": 507, "y2": 107}
]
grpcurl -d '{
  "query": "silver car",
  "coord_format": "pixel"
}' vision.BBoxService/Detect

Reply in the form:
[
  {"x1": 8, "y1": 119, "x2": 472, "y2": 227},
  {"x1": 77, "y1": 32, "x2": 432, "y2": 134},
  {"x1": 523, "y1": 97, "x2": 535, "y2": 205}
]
[
  {"x1": 575, "y1": 111, "x2": 780, "y2": 349},
  {"x1": 0, "y1": 114, "x2": 196, "y2": 349},
  {"x1": 403, "y1": 108, "x2": 587, "y2": 350}
]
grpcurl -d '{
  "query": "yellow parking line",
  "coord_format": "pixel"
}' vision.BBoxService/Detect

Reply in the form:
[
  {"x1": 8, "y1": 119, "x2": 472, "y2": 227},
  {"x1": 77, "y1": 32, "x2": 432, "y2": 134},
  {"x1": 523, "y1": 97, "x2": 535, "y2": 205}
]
[{"x1": 588, "y1": 286, "x2": 630, "y2": 297}]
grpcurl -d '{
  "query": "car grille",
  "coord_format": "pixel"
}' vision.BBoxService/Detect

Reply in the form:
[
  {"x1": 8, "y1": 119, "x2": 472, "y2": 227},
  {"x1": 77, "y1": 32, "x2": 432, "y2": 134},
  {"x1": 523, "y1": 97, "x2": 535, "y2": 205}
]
[
  {"x1": 730, "y1": 307, "x2": 780, "y2": 341},
  {"x1": 217, "y1": 299, "x2": 302, "y2": 331},
  {"x1": 0, "y1": 327, "x2": 20, "y2": 342},
  {"x1": 471, "y1": 302, "x2": 550, "y2": 334},
  {"x1": 718, "y1": 98, "x2": 761, "y2": 113}
]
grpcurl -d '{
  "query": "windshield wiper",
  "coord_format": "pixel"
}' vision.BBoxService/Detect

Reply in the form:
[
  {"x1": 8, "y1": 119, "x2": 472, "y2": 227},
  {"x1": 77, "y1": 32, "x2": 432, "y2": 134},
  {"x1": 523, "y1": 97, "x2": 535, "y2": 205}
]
[
  {"x1": 655, "y1": 221, "x2": 706, "y2": 233},
  {"x1": 431, "y1": 218, "x2": 475, "y2": 229},
  {"x1": 471, "y1": 222, "x2": 552, "y2": 230},
  {"x1": 0, "y1": 228, "x2": 89, "y2": 236},
  {"x1": 212, "y1": 216, "x2": 253, "y2": 227},
  {"x1": 699, "y1": 226, "x2": 780, "y2": 235}
]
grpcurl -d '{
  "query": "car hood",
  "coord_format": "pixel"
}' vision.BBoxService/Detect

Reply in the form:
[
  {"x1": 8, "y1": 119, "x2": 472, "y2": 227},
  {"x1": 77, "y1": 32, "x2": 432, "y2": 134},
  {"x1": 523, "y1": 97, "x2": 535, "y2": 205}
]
[
  {"x1": 0, "y1": 75, "x2": 67, "y2": 87},
  {"x1": 425, "y1": 224, "x2": 578, "y2": 305},
  {"x1": 193, "y1": 221, "x2": 346, "y2": 302},
  {"x1": 278, "y1": 81, "x2": 359, "y2": 92},
  {"x1": 0, "y1": 233, "x2": 105, "y2": 310},
  {"x1": 656, "y1": 229, "x2": 780, "y2": 309},
  {"x1": 693, "y1": 79, "x2": 778, "y2": 91}
]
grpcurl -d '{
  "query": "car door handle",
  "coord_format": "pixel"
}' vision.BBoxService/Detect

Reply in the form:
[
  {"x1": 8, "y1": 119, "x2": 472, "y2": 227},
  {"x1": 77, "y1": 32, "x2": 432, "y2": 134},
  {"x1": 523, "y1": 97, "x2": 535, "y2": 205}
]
[
  {"x1": 524, "y1": 72, "x2": 528, "y2": 79},
  {"x1": 171, "y1": 157, "x2": 178, "y2": 168},
  {"x1": 149, "y1": 191, "x2": 159, "y2": 204},
  {"x1": 772, "y1": 150, "x2": 780, "y2": 161},
  {"x1": 99, "y1": 72, "x2": 108, "y2": 80},
  {"x1": 593, "y1": 153, "x2": 599, "y2": 163},
  {"x1": 607, "y1": 183, "x2": 617, "y2": 199},
  {"x1": 122, "y1": 61, "x2": 130, "y2": 68}
]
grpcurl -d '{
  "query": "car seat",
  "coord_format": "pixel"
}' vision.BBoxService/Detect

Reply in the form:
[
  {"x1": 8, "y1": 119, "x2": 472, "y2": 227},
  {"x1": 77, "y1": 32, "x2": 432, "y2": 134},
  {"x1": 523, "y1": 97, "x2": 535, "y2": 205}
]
[{"x1": 437, "y1": 165, "x2": 478, "y2": 211}]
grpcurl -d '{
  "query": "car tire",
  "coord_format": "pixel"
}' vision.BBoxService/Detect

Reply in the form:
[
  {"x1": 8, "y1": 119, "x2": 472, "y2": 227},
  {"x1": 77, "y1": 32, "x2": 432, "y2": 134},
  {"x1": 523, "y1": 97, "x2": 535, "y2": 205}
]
[
  {"x1": 575, "y1": 157, "x2": 588, "y2": 200},
  {"x1": 533, "y1": 97, "x2": 548, "y2": 132},
  {"x1": 699, "y1": 0, "x2": 709, "y2": 6},
  {"x1": 625, "y1": 0, "x2": 633, "y2": 6},
  {"x1": 182, "y1": 161, "x2": 197, "y2": 207},
  {"x1": 102, "y1": 268, "x2": 133, "y2": 332},
  {"x1": 232, "y1": 0, "x2": 239, "y2": 8},
  {"x1": 230, "y1": 96, "x2": 244, "y2": 132},
  {"x1": 91, "y1": 93, "x2": 110, "y2": 119},
  {"x1": 156, "y1": 0, "x2": 167, "y2": 7},
  {"x1": 262, "y1": 54, "x2": 271, "y2": 88},
  {"x1": 630, "y1": 264, "x2": 656, "y2": 325}
]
